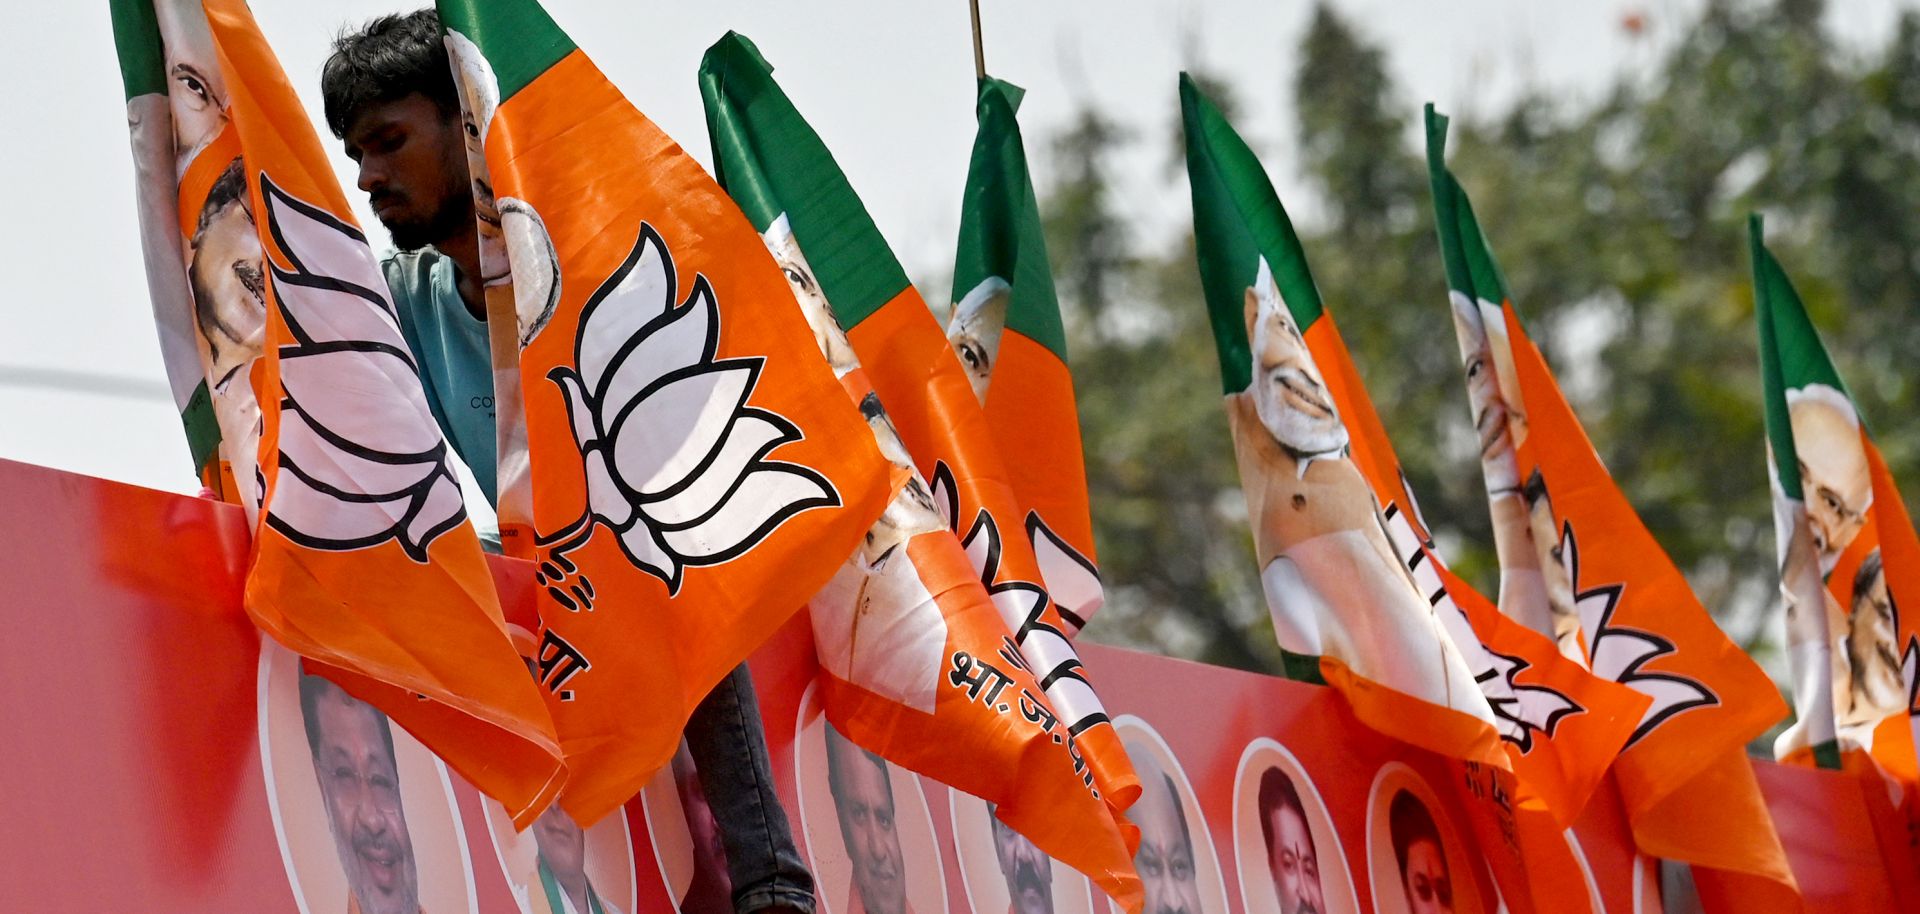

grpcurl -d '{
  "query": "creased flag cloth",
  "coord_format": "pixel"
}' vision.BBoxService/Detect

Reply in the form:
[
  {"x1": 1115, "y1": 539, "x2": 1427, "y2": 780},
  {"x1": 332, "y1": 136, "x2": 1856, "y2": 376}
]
[
  {"x1": 110, "y1": 0, "x2": 568, "y2": 825},
  {"x1": 435, "y1": 1, "x2": 896, "y2": 824},
  {"x1": 1752, "y1": 215, "x2": 1920, "y2": 785},
  {"x1": 946, "y1": 77, "x2": 1105, "y2": 638},
  {"x1": 700, "y1": 33, "x2": 1142, "y2": 908},
  {"x1": 1428, "y1": 105, "x2": 1798, "y2": 905}
]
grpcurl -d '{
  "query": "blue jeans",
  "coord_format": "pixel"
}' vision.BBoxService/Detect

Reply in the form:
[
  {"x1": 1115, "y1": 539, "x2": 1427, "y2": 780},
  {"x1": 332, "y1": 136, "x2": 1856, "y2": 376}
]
[{"x1": 685, "y1": 663, "x2": 817, "y2": 914}]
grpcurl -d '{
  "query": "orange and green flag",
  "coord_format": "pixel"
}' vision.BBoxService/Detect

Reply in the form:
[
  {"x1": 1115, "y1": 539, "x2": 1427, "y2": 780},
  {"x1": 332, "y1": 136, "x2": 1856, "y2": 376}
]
[
  {"x1": 1752, "y1": 215, "x2": 1920, "y2": 783},
  {"x1": 110, "y1": 0, "x2": 250, "y2": 499},
  {"x1": 1180, "y1": 77, "x2": 1646, "y2": 831},
  {"x1": 113, "y1": 0, "x2": 567, "y2": 824},
  {"x1": 434, "y1": 1, "x2": 896, "y2": 825},
  {"x1": 700, "y1": 34, "x2": 1142, "y2": 908},
  {"x1": 946, "y1": 77, "x2": 1104, "y2": 637},
  {"x1": 1428, "y1": 106, "x2": 1799, "y2": 905}
]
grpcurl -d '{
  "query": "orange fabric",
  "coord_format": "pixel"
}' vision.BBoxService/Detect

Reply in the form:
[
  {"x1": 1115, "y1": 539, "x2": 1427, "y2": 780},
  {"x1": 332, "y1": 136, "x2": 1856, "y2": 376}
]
[
  {"x1": 485, "y1": 51, "x2": 893, "y2": 824},
  {"x1": 815, "y1": 528, "x2": 1143, "y2": 910},
  {"x1": 201, "y1": 0, "x2": 563, "y2": 825},
  {"x1": 1499, "y1": 303, "x2": 1797, "y2": 896},
  {"x1": 1863, "y1": 442, "x2": 1920, "y2": 785},
  {"x1": 984, "y1": 331, "x2": 1098, "y2": 574},
  {"x1": 1306, "y1": 317, "x2": 1646, "y2": 823},
  {"x1": 847, "y1": 291, "x2": 1142, "y2": 831}
]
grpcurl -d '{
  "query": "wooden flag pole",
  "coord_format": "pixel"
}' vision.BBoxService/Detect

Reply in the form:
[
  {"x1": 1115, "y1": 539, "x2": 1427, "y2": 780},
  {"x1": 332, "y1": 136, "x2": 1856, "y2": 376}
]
[{"x1": 969, "y1": 0, "x2": 986, "y2": 80}]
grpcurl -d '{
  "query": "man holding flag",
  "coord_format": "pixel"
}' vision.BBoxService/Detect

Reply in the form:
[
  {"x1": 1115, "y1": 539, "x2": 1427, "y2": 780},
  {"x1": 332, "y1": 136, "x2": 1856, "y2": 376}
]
[
  {"x1": 315, "y1": 10, "x2": 841, "y2": 914},
  {"x1": 112, "y1": 0, "x2": 565, "y2": 827}
]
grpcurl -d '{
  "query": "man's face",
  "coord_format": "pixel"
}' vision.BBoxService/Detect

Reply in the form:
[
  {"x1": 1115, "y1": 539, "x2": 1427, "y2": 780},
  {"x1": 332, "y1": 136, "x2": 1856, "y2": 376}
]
[
  {"x1": 1134, "y1": 778, "x2": 1201, "y2": 914},
  {"x1": 947, "y1": 287, "x2": 1009, "y2": 402},
  {"x1": 1244, "y1": 285, "x2": 1344, "y2": 457},
  {"x1": 191, "y1": 195, "x2": 267, "y2": 387},
  {"x1": 832, "y1": 746, "x2": 905, "y2": 914},
  {"x1": 764, "y1": 226, "x2": 858, "y2": 378},
  {"x1": 309, "y1": 690, "x2": 418, "y2": 914},
  {"x1": 532, "y1": 800, "x2": 588, "y2": 885},
  {"x1": 990, "y1": 815, "x2": 1052, "y2": 914},
  {"x1": 1265, "y1": 806, "x2": 1322, "y2": 914},
  {"x1": 1450, "y1": 298, "x2": 1509, "y2": 466},
  {"x1": 1400, "y1": 839, "x2": 1452, "y2": 914},
  {"x1": 343, "y1": 94, "x2": 472, "y2": 251},
  {"x1": 1848, "y1": 566, "x2": 1903, "y2": 715},
  {"x1": 1790, "y1": 397, "x2": 1871, "y2": 566},
  {"x1": 1524, "y1": 493, "x2": 1576, "y2": 626},
  {"x1": 157, "y1": 2, "x2": 227, "y2": 163}
]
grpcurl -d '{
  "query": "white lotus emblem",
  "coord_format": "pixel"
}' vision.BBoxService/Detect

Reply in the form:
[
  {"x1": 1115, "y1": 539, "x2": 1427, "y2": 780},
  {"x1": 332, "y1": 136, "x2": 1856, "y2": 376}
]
[
  {"x1": 1557, "y1": 522, "x2": 1719, "y2": 746},
  {"x1": 543, "y1": 223, "x2": 840, "y2": 594},
  {"x1": 258, "y1": 175, "x2": 468, "y2": 561}
]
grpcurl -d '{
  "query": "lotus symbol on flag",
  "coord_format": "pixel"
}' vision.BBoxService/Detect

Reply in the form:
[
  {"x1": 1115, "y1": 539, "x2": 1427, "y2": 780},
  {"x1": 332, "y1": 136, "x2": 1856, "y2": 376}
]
[
  {"x1": 1555, "y1": 522, "x2": 1719, "y2": 745},
  {"x1": 543, "y1": 223, "x2": 841, "y2": 595},
  {"x1": 257, "y1": 175, "x2": 468, "y2": 562}
]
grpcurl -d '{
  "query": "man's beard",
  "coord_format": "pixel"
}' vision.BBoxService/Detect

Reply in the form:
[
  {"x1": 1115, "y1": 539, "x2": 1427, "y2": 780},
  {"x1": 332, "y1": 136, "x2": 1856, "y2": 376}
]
[
  {"x1": 380, "y1": 187, "x2": 474, "y2": 253},
  {"x1": 1254, "y1": 370, "x2": 1348, "y2": 458},
  {"x1": 1008, "y1": 854, "x2": 1052, "y2": 914}
]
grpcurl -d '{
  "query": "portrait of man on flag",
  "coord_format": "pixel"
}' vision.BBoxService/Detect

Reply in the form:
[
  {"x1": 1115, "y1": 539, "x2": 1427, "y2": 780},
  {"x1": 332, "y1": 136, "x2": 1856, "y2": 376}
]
[{"x1": 1228, "y1": 254, "x2": 1480, "y2": 717}]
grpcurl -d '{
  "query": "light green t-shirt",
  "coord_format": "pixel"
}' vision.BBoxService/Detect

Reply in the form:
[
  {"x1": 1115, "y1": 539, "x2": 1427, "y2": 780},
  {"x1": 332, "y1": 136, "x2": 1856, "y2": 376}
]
[{"x1": 382, "y1": 248, "x2": 499, "y2": 506}]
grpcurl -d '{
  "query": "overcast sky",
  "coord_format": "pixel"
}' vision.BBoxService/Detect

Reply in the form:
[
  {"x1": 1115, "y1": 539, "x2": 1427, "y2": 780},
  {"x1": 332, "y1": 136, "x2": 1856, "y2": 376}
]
[{"x1": 0, "y1": 0, "x2": 1905, "y2": 497}]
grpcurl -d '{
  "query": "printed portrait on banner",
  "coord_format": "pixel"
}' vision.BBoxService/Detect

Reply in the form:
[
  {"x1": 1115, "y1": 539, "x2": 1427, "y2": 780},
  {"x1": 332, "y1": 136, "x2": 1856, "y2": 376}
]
[
  {"x1": 793, "y1": 687, "x2": 949, "y2": 914},
  {"x1": 1110, "y1": 717, "x2": 1228, "y2": 914},
  {"x1": 1232, "y1": 739, "x2": 1356, "y2": 914},
  {"x1": 1363, "y1": 764, "x2": 1485, "y2": 914},
  {"x1": 257, "y1": 643, "x2": 476, "y2": 914},
  {"x1": 948, "y1": 787, "x2": 1094, "y2": 914}
]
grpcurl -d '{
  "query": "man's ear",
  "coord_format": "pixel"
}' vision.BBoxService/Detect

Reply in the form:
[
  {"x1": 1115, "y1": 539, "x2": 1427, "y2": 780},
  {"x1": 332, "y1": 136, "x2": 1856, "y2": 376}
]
[{"x1": 1244, "y1": 286, "x2": 1261, "y2": 345}]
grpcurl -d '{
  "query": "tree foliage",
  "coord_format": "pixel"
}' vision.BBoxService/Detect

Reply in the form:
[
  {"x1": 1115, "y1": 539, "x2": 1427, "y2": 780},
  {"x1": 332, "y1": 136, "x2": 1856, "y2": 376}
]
[{"x1": 1055, "y1": 0, "x2": 1920, "y2": 680}]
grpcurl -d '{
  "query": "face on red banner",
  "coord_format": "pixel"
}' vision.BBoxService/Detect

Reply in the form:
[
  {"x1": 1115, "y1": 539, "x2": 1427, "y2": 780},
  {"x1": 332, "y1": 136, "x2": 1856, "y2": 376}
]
[
  {"x1": 1387, "y1": 792, "x2": 1452, "y2": 914},
  {"x1": 300, "y1": 673, "x2": 420, "y2": 914},
  {"x1": 826, "y1": 725, "x2": 908, "y2": 914},
  {"x1": 990, "y1": 809, "x2": 1055, "y2": 914},
  {"x1": 1258, "y1": 768, "x2": 1323, "y2": 914},
  {"x1": 1133, "y1": 762, "x2": 1202, "y2": 914}
]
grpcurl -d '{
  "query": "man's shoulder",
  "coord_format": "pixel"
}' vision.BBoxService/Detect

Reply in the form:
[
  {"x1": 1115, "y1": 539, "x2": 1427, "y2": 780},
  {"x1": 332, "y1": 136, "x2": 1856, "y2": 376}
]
[{"x1": 381, "y1": 247, "x2": 446, "y2": 294}]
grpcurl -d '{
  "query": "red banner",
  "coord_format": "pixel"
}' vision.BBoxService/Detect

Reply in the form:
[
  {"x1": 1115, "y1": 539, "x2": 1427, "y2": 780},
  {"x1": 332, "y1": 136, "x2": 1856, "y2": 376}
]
[{"x1": 1, "y1": 458, "x2": 1909, "y2": 913}]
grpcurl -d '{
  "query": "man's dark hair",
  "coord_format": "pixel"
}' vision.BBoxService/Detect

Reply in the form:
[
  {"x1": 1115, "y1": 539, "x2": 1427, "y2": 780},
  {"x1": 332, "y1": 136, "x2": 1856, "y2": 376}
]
[
  {"x1": 1257, "y1": 766, "x2": 1308, "y2": 854},
  {"x1": 1520, "y1": 468, "x2": 1550, "y2": 511},
  {"x1": 299, "y1": 670, "x2": 398, "y2": 764},
  {"x1": 823, "y1": 722, "x2": 890, "y2": 805},
  {"x1": 320, "y1": 9, "x2": 458, "y2": 138},
  {"x1": 1387, "y1": 790, "x2": 1441, "y2": 877},
  {"x1": 1853, "y1": 549, "x2": 1886, "y2": 603}
]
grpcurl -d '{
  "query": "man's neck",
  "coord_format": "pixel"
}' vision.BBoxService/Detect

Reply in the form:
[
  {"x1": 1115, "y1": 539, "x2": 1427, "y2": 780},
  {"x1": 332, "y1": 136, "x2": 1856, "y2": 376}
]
[
  {"x1": 558, "y1": 871, "x2": 594, "y2": 914},
  {"x1": 434, "y1": 223, "x2": 487, "y2": 321}
]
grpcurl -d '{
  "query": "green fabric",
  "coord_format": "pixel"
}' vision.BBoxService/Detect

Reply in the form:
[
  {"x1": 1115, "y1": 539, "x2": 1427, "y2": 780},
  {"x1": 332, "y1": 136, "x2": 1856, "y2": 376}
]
[
  {"x1": 109, "y1": 0, "x2": 167, "y2": 101},
  {"x1": 1179, "y1": 73, "x2": 1325, "y2": 394},
  {"x1": 1424, "y1": 105, "x2": 1512, "y2": 308},
  {"x1": 951, "y1": 77, "x2": 1068, "y2": 362},
  {"x1": 182, "y1": 380, "x2": 221, "y2": 474},
  {"x1": 538, "y1": 857, "x2": 607, "y2": 914},
  {"x1": 698, "y1": 31, "x2": 913, "y2": 331},
  {"x1": 436, "y1": 0, "x2": 574, "y2": 103},
  {"x1": 1750, "y1": 214, "x2": 1852, "y2": 500},
  {"x1": 382, "y1": 250, "x2": 499, "y2": 506}
]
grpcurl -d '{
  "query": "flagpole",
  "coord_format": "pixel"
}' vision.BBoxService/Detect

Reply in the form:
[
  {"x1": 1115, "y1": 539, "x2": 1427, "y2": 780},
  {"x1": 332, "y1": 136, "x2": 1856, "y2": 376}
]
[{"x1": 968, "y1": 0, "x2": 986, "y2": 80}]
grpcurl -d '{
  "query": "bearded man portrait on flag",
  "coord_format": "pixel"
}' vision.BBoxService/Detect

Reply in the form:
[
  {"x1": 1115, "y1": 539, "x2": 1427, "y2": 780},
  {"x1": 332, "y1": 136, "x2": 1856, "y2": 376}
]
[{"x1": 314, "y1": 11, "x2": 823, "y2": 914}]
